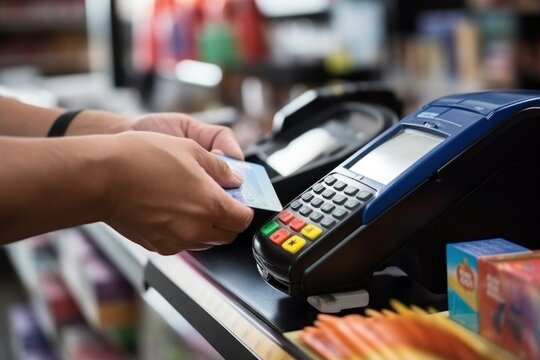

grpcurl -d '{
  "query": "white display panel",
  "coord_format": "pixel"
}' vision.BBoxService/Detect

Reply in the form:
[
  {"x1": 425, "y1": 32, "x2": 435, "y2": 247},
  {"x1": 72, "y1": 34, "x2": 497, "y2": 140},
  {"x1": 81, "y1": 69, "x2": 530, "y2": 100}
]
[
  {"x1": 348, "y1": 128, "x2": 444, "y2": 185},
  {"x1": 267, "y1": 128, "x2": 338, "y2": 176}
]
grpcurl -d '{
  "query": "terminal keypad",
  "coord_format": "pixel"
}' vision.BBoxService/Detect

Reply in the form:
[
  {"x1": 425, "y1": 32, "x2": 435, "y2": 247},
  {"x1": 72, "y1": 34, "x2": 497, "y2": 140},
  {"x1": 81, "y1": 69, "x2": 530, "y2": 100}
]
[{"x1": 259, "y1": 173, "x2": 375, "y2": 255}]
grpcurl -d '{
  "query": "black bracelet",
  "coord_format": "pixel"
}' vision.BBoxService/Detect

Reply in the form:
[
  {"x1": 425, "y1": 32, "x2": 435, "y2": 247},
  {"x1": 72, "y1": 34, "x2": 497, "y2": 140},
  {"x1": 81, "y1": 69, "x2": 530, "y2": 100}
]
[{"x1": 47, "y1": 109, "x2": 84, "y2": 137}]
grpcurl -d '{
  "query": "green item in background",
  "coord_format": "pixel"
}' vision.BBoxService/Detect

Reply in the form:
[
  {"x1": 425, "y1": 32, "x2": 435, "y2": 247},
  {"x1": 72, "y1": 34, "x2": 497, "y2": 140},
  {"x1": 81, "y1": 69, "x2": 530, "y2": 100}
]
[
  {"x1": 199, "y1": 23, "x2": 238, "y2": 66},
  {"x1": 106, "y1": 326, "x2": 138, "y2": 354}
]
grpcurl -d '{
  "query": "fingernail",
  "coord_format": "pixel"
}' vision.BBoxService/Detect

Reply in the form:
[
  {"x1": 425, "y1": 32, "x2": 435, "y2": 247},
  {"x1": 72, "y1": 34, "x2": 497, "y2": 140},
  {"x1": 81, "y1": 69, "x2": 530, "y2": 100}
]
[{"x1": 211, "y1": 148, "x2": 224, "y2": 156}]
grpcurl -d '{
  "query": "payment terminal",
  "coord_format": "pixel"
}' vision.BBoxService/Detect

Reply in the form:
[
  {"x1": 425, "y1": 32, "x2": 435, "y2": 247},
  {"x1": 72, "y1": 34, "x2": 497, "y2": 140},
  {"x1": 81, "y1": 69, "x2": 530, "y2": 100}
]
[{"x1": 253, "y1": 90, "x2": 540, "y2": 298}]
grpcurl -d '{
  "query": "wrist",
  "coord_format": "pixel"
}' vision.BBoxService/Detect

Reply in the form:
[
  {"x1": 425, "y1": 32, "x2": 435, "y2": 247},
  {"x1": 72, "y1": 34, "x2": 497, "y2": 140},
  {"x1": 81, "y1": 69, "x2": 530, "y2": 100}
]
[
  {"x1": 64, "y1": 109, "x2": 134, "y2": 136},
  {"x1": 56, "y1": 135, "x2": 121, "y2": 223},
  {"x1": 59, "y1": 134, "x2": 128, "y2": 226},
  {"x1": 93, "y1": 132, "x2": 136, "y2": 223}
]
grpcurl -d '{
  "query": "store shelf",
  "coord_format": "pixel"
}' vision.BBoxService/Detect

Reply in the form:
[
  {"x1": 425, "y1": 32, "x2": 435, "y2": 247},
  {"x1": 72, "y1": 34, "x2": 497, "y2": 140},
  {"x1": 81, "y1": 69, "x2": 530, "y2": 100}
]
[
  {"x1": 140, "y1": 288, "x2": 223, "y2": 360},
  {"x1": 81, "y1": 223, "x2": 150, "y2": 294},
  {"x1": 145, "y1": 252, "x2": 304, "y2": 360},
  {"x1": 0, "y1": 0, "x2": 88, "y2": 76},
  {"x1": 0, "y1": 2, "x2": 85, "y2": 33}
]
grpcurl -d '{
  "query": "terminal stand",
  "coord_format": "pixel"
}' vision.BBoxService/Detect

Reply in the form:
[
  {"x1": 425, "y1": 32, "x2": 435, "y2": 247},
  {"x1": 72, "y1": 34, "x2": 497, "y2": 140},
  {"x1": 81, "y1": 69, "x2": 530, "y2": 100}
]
[{"x1": 307, "y1": 289, "x2": 369, "y2": 313}]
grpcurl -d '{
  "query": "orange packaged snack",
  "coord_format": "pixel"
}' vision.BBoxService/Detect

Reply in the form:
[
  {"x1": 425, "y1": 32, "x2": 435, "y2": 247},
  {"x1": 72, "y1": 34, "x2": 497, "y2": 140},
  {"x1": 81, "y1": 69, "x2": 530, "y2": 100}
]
[{"x1": 298, "y1": 300, "x2": 518, "y2": 360}]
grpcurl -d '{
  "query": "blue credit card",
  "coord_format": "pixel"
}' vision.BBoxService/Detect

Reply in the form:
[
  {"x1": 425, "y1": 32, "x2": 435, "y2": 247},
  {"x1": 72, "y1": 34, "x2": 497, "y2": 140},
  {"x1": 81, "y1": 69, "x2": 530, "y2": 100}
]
[{"x1": 219, "y1": 155, "x2": 283, "y2": 212}]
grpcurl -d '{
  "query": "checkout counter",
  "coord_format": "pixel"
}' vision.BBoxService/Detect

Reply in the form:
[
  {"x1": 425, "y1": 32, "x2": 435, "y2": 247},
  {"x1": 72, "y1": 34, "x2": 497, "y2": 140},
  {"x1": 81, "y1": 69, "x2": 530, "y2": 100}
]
[
  {"x1": 78, "y1": 88, "x2": 540, "y2": 359},
  {"x1": 80, "y1": 221, "x2": 446, "y2": 360}
]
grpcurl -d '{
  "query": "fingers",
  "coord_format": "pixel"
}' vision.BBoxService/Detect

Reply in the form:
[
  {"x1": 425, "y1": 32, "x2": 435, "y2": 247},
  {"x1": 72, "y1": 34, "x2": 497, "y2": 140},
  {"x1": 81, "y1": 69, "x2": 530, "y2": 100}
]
[
  {"x1": 214, "y1": 195, "x2": 254, "y2": 233},
  {"x1": 191, "y1": 145, "x2": 254, "y2": 233},
  {"x1": 194, "y1": 147, "x2": 244, "y2": 188},
  {"x1": 133, "y1": 113, "x2": 244, "y2": 160},
  {"x1": 184, "y1": 117, "x2": 243, "y2": 159},
  {"x1": 209, "y1": 126, "x2": 244, "y2": 160},
  {"x1": 139, "y1": 223, "x2": 249, "y2": 256}
]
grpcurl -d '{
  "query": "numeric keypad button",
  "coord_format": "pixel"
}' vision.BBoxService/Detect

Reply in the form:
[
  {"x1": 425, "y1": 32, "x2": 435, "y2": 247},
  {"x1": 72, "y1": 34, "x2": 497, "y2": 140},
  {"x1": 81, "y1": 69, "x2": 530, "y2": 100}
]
[
  {"x1": 312, "y1": 183, "x2": 325, "y2": 194},
  {"x1": 332, "y1": 195, "x2": 347, "y2": 205},
  {"x1": 356, "y1": 190, "x2": 373, "y2": 201},
  {"x1": 320, "y1": 218, "x2": 336, "y2": 228},
  {"x1": 324, "y1": 176, "x2": 337, "y2": 186},
  {"x1": 322, "y1": 189, "x2": 336, "y2": 199},
  {"x1": 310, "y1": 212, "x2": 324, "y2": 223},
  {"x1": 344, "y1": 186, "x2": 359, "y2": 196},
  {"x1": 332, "y1": 209, "x2": 348, "y2": 219},
  {"x1": 311, "y1": 197, "x2": 324, "y2": 208},
  {"x1": 301, "y1": 192, "x2": 314, "y2": 202},
  {"x1": 321, "y1": 203, "x2": 335, "y2": 214},
  {"x1": 344, "y1": 199, "x2": 360, "y2": 209},
  {"x1": 333, "y1": 181, "x2": 347, "y2": 191},
  {"x1": 299, "y1": 206, "x2": 313, "y2": 217},
  {"x1": 290, "y1": 200, "x2": 302, "y2": 211}
]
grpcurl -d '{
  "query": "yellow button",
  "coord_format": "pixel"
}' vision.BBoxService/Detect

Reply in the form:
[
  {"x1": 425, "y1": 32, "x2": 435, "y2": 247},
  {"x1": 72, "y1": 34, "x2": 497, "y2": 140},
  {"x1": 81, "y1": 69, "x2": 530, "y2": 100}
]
[
  {"x1": 282, "y1": 236, "x2": 306, "y2": 254},
  {"x1": 301, "y1": 224, "x2": 323, "y2": 240}
]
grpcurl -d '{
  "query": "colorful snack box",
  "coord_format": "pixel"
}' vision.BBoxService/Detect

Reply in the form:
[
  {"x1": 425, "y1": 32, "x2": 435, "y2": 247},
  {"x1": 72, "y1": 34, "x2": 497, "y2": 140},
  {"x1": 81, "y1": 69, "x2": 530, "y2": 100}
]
[
  {"x1": 446, "y1": 238, "x2": 529, "y2": 332},
  {"x1": 478, "y1": 251, "x2": 540, "y2": 360}
]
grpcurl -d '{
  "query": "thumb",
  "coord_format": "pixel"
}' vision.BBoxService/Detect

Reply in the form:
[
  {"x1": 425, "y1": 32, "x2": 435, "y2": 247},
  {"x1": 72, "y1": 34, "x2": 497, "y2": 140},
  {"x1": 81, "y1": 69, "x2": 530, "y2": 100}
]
[{"x1": 196, "y1": 150, "x2": 244, "y2": 188}]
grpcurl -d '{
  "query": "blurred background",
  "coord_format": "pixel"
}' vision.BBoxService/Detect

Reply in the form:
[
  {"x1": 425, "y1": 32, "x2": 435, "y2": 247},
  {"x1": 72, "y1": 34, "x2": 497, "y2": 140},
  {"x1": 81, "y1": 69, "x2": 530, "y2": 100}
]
[
  {"x1": 1, "y1": 0, "x2": 540, "y2": 359},
  {"x1": 2, "y1": 0, "x2": 540, "y2": 146}
]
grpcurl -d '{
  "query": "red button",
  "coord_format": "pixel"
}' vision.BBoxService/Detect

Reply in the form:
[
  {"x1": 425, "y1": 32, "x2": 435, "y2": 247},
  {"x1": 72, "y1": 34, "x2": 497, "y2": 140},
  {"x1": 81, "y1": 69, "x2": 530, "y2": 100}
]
[
  {"x1": 269, "y1": 229, "x2": 291, "y2": 245},
  {"x1": 278, "y1": 211, "x2": 294, "y2": 225},
  {"x1": 290, "y1": 218, "x2": 306, "y2": 232}
]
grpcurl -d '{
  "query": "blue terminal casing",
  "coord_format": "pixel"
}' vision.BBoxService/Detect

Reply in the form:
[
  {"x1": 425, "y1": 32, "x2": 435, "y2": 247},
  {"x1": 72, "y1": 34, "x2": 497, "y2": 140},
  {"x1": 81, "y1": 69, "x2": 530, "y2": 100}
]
[{"x1": 253, "y1": 90, "x2": 540, "y2": 297}]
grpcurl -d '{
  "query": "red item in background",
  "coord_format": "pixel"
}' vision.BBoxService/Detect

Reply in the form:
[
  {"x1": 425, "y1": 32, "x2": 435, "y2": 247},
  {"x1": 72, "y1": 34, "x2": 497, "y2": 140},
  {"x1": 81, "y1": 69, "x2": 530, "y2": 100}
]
[
  {"x1": 134, "y1": 0, "x2": 206, "y2": 72},
  {"x1": 133, "y1": 0, "x2": 173, "y2": 72},
  {"x1": 227, "y1": 0, "x2": 266, "y2": 63},
  {"x1": 39, "y1": 273, "x2": 83, "y2": 325},
  {"x1": 133, "y1": 0, "x2": 266, "y2": 71}
]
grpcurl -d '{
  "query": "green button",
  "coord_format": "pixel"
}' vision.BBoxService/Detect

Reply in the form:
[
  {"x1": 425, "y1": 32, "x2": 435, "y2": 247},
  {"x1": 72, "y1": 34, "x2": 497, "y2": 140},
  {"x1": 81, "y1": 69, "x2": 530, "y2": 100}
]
[{"x1": 261, "y1": 221, "x2": 280, "y2": 238}]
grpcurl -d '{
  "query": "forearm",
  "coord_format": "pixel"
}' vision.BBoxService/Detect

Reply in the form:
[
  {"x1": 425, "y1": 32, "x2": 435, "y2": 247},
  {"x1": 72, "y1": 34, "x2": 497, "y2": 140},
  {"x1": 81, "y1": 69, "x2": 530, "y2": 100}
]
[
  {"x1": 0, "y1": 96, "x2": 134, "y2": 137},
  {"x1": 0, "y1": 135, "x2": 117, "y2": 244},
  {"x1": 0, "y1": 96, "x2": 63, "y2": 137}
]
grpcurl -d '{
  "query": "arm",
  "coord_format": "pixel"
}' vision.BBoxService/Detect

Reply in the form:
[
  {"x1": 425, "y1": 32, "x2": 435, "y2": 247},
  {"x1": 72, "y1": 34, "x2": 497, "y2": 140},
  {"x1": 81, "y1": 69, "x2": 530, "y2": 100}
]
[
  {"x1": 0, "y1": 96, "x2": 132, "y2": 137},
  {"x1": 0, "y1": 135, "x2": 113, "y2": 243},
  {"x1": 0, "y1": 132, "x2": 253, "y2": 253},
  {"x1": 0, "y1": 97, "x2": 244, "y2": 159}
]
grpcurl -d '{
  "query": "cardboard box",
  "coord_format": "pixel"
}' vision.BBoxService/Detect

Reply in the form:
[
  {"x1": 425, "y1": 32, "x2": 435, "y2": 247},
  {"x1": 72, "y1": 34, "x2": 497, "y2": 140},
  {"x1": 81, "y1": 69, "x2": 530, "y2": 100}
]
[
  {"x1": 478, "y1": 251, "x2": 540, "y2": 360},
  {"x1": 446, "y1": 238, "x2": 529, "y2": 332}
]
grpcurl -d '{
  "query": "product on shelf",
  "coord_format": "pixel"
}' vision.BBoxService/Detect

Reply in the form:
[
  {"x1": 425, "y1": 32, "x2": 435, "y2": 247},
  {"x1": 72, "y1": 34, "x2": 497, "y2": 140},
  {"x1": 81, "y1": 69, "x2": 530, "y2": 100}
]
[
  {"x1": 294, "y1": 300, "x2": 518, "y2": 360},
  {"x1": 446, "y1": 238, "x2": 530, "y2": 332},
  {"x1": 55, "y1": 229, "x2": 138, "y2": 332},
  {"x1": 6, "y1": 234, "x2": 86, "y2": 343},
  {"x1": 478, "y1": 250, "x2": 540, "y2": 360},
  {"x1": 37, "y1": 272, "x2": 85, "y2": 327},
  {"x1": 60, "y1": 326, "x2": 128, "y2": 360},
  {"x1": 8, "y1": 303, "x2": 60, "y2": 360}
]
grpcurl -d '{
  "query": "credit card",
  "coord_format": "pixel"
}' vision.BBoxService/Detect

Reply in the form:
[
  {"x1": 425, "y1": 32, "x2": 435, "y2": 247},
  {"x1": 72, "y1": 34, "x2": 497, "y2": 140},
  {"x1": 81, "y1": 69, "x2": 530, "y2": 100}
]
[{"x1": 219, "y1": 155, "x2": 283, "y2": 212}]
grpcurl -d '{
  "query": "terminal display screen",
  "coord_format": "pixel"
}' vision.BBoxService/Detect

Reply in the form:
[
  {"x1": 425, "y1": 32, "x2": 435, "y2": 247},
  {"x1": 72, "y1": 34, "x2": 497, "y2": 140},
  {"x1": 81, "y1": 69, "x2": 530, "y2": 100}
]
[{"x1": 348, "y1": 128, "x2": 444, "y2": 185}]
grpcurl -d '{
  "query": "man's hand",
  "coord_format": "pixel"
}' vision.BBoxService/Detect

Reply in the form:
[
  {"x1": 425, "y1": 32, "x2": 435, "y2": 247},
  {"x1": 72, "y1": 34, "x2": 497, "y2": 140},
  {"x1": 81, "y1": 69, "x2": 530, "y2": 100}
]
[
  {"x1": 129, "y1": 113, "x2": 244, "y2": 160},
  {"x1": 104, "y1": 132, "x2": 254, "y2": 255}
]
